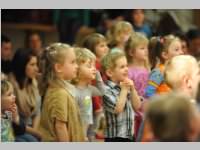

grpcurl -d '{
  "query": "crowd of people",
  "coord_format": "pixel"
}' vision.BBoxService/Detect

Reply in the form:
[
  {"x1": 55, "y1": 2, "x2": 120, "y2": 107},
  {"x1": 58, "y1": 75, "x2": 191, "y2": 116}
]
[{"x1": 1, "y1": 9, "x2": 200, "y2": 142}]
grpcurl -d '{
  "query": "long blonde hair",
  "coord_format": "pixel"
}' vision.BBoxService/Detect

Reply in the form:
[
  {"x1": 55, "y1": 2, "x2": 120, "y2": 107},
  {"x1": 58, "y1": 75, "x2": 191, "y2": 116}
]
[
  {"x1": 125, "y1": 32, "x2": 150, "y2": 70},
  {"x1": 39, "y1": 43, "x2": 72, "y2": 97},
  {"x1": 72, "y1": 47, "x2": 96, "y2": 84},
  {"x1": 106, "y1": 21, "x2": 134, "y2": 48}
]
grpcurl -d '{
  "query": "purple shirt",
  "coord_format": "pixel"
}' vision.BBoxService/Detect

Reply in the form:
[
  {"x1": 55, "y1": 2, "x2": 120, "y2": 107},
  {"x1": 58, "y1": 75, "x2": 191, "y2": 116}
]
[{"x1": 128, "y1": 67, "x2": 149, "y2": 98}]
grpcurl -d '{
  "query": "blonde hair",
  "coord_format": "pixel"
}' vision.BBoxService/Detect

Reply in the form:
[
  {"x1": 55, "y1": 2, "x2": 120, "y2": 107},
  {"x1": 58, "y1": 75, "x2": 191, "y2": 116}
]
[
  {"x1": 81, "y1": 33, "x2": 107, "y2": 55},
  {"x1": 72, "y1": 47, "x2": 96, "y2": 84},
  {"x1": 101, "y1": 51, "x2": 126, "y2": 73},
  {"x1": 39, "y1": 43, "x2": 72, "y2": 97},
  {"x1": 146, "y1": 92, "x2": 197, "y2": 141},
  {"x1": 106, "y1": 21, "x2": 134, "y2": 48},
  {"x1": 125, "y1": 32, "x2": 149, "y2": 69},
  {"x1": 164, "y1": 55, "x2": 198, "y2": 89},
  {"x1": 1, "y1": 80, "x2": 13, "y2": 96},
  {"x1": 149, "y1": 34, "x2": 181, "y2": 69}
]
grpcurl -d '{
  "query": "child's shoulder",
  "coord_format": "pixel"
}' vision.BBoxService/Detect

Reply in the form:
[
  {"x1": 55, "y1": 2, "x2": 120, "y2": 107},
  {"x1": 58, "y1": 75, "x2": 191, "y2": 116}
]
[
  {"x1": 47, "y1": 87, "x2": 70, "y2": 98},
  {"x1": 128, "y1": 66, "x2": 149, "y2": 75},
  {"x1": 149, "y1": 68, "x2": 164, "y2": 83}
]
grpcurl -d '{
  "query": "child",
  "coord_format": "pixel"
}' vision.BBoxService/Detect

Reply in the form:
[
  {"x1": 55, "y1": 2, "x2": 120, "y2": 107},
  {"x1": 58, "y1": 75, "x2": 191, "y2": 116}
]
[
  {"x1": 1, "y1": 80, "x2": 36, "y2": 142},
  {"x1": 106, "y1": 21, "x2": 134, "y2": 52},
  {"x1": 72, "y1": 47, "x2": 102, "y2": 141},
  {"x1": 38, "y1": 43, "x2": 85, "y2": 142},
  {"x1": 81, "y1": 33, "x2": 109, "y2": 73},
  {"x1": 125, "y1": 32, "x2": 150, "y2": 138},
  {"x1": 140, "y1": 55, "x2": 200, "y2": 142},
  {"x1": 145, "y1": 35, "x2": 184, "y2": 98},
  {"x1": 101, "y1": 51, "x2": 141, "y2": 142},
  {"x1": 9, "y1": 48, "x2": 41, "y2": 141},
  {"x1": 145, "y1": 92, "x2": 200, "y2": 141},
  {"x1": 164, "y1": 55, "x2": 200, "y2": 103},
  {"x1": 81, "y1": 33, "x2": 109, "y2": 134}
]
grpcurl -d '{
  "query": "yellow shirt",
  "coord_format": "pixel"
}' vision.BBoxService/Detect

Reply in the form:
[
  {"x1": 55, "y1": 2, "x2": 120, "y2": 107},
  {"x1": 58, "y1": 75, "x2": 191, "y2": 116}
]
[{"x1": 39, "y1": 80, "x2": 85, "y2": 142}]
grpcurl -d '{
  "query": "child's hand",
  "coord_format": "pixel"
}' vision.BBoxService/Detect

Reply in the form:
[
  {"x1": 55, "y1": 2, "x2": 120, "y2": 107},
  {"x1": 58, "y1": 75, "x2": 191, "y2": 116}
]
[
  {"x1": 120, "y1": 80, "x2": 131, "y2": 91},
  {"x1": 10, "y1": 104, "x2": 19, "y2": 124}
]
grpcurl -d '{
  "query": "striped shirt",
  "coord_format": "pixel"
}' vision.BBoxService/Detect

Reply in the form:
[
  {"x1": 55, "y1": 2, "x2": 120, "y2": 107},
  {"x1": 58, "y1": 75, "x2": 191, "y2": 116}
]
[{"x1": 102, "y1": 80, "x2": 134, "y2": 139}]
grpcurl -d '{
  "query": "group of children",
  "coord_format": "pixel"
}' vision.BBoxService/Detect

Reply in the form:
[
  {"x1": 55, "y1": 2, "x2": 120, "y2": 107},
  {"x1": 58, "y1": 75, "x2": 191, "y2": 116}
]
[{"x1": 1, "y1": 18, "x2": 200, "y2": 142}]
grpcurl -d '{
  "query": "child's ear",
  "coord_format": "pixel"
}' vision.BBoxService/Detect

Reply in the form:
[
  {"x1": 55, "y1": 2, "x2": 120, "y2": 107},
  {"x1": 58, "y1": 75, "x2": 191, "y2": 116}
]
[
  {"x1": 106, "y1": 69, "x2": 113, "y2": 78},
  {"x1": 183, "y1": 74, "x2": 192, "y2": 89},
  {"x1": 54, "y1": 63, "x2": 62, "y2": 73},
  {"x1": 128, "y1": 49, "x2": 134, "y2": 57},
  {"x1": 161, "y1": 51, "x2": 169, "y2": 61}
]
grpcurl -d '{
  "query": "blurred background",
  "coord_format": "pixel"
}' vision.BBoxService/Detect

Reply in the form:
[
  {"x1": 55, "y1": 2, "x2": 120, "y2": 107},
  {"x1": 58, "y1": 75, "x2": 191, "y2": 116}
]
[{"x1": 2, "y1": 9, "x2": 200, "y2": 51}]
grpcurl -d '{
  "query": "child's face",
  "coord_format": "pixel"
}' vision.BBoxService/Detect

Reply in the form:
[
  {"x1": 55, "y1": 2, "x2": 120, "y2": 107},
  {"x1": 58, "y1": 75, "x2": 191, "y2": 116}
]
[
  {"x1": 164, "y1": 40, "x2": 184, "y2": 60},
  {"x1": 107, "y1": 56, "x2": 129, "y2": 83},
  {"x1": 59, "y1": 48, "x2": 78, "y2": 80},
  {"x1": 118, "y1": 30, "x2": 131, "y2": 44},
  {"x1": 132, "y1": 43, "x2": 148, "y2": 61},
  {"x1": 1, "y1": 86, "x2": 16, "y2": 112},
  {"x1": 132, "y1": 10, "x2": 144, "y2": 26},
  {"x1": 26, "y1": 56, "x2": 39, "y2": 79},
  {"x1": 95, "y1": 41, "x2": 109, "y2": 60},
  {"x1": 79, "y1": 59, "x2": 97, "y2": 81}
]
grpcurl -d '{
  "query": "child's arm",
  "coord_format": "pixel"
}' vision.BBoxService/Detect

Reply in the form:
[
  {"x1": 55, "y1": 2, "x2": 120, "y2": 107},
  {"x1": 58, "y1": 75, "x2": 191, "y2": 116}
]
[
  {"x1": 114, "y1": 87, "x2": 129, "y2": 113},
  {"x1": 55, "y1": 119, "x2": 69, "y2": 142},
  {"x1": 11, "y1": 104, "x2": 26, "y2": 135},
  {"x1": 95, "y1": 71, "x2": 106, "y2": 95},
  {"x1": 90, "y1": 85, "x2": 102, "y2": 96},
  {"x1": 145, "y1": 69, "x2": 163, "y2": 98},
  {"x1": 123, "y1": 78, "x2": 141, "y2": 112},
  {"x1": 130, "y1": 83, "x2": 142, "y2": 112},
  {"x1": 103, "y1": 82, "x2": 129, "y2": 114}
]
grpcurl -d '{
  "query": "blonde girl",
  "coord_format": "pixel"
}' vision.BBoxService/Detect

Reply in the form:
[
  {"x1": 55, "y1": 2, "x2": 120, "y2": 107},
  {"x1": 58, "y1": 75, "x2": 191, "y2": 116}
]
[
  {"x1": 38, "y1": 43, "x2": 85, "y2": 142},
  {"x1": 145, "y1": 34, "x2": 184, "y2": 98},
  {"x1": 106, "y1": 21, "x2": 134, "y2": 52},
  {"x1": 72, "y1": 47, "x2": 102, "y2": 141},
  {"x1": 125, "y1": 32, "x2": 150, "y2": 138},
  {"x1": 81, "y1": 33, "x2": 109, "y2": 139}
]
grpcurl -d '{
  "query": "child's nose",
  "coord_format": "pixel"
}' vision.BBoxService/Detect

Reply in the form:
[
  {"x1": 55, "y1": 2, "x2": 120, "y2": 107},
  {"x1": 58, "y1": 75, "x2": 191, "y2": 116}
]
[{"x1": 12, "y1": 95, "x2": 16, "y2": 102}]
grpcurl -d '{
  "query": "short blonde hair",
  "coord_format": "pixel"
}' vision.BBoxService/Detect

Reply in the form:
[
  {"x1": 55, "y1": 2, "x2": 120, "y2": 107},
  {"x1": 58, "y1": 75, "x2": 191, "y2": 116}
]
[
  {"x1": 125, "y1": 32, "x2": 149, "y2": 63},
  {"x1": 164, "y1": 55, "x2": 198, "y2": 89},
  {"x1": 74, "y1": 47, "x2": 96, "y2": 65},
  {"x1": 72, "y1": 47, "x2": 96, "y2": 84},
  {"x1": 106, "y1": 21, "x2": 134, "y2": 48},
  {"x1": 1, "y1": 80, "x2": 13, "y2": 96},
  {"x1": 101, "y1": 51, "x2": 126, "y2": 73}
]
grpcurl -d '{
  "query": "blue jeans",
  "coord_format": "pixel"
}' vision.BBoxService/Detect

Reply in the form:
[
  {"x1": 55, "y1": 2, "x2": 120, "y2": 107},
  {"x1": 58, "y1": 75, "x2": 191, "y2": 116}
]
[{"x1": 15, "y1": 133, "x2": 38, "y2": 142}]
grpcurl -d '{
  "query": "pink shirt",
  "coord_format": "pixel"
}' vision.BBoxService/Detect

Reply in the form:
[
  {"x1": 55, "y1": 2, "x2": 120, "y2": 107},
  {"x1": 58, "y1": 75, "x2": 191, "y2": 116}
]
[{"x1": 128, "y1": 67, "x2": 149, "y2": 98}]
